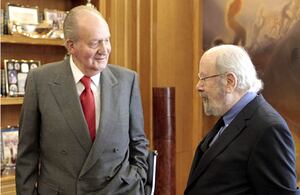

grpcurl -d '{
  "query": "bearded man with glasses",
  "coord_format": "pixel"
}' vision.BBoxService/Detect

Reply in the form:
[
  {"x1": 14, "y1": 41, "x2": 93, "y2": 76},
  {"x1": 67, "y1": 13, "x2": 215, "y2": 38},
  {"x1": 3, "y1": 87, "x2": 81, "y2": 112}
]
[{"x1": 185, "y1": 44, "x2": 300, "y2": 195}]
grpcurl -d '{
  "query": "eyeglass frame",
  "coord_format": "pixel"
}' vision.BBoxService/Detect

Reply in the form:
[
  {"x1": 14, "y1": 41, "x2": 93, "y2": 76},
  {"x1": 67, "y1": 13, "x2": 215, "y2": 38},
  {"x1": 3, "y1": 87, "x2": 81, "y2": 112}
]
[{"x1": 197, "y1": 73, "x2": 227, "y2": 82}]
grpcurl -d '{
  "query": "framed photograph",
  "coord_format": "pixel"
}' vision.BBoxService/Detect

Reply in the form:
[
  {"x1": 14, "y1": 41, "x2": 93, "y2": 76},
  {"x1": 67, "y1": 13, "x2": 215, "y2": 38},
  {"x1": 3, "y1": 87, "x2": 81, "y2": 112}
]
[
  {"x1": 1, "y1": 127, "x2": 19, "y2": 165},
  {"x1": 4, "y1": 59, "x2": 40, "y2": 96},
  {"x1": 7, "y1": 3, "x2": 39, "y2": 25},
  {"x1": 44, "y1": 9, "x2": 67, "y2": 29}
]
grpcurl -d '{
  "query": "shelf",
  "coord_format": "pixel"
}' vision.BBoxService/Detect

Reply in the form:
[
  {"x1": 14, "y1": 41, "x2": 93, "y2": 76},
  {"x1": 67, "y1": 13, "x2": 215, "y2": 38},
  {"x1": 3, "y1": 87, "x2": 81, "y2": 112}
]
[
  {"x1": 0, "y1": 175, "x2": 15, "y2": 183},
  {"x1": 1, "y1": 175, "x2": 16, "y2": 195},
  {"x1": 1, "y1": 35, "x2": 65, "y2": 46},
  {"x1": 1, "y1": 97, "x2": 23, "y2": 105}
]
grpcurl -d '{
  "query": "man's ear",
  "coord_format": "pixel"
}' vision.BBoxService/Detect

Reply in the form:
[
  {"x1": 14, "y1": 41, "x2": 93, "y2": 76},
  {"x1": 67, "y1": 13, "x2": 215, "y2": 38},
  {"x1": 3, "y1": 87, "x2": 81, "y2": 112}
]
[
  {"x1": 65, "y1": 39, "x2": 75, "y2": 54},
  {"x1": 225, "y1": 72, "x2": 237, "y2": 93}
]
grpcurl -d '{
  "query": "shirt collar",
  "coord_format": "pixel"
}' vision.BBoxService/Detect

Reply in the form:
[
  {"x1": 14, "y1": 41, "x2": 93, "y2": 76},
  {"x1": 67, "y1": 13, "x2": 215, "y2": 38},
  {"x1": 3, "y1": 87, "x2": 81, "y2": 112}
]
[
  {"x1": 69, "y1": 55, "x2": 100, "y2": 86},
  {"x1": 222, "y1": 92, "x2": 257, "y2": 127}
]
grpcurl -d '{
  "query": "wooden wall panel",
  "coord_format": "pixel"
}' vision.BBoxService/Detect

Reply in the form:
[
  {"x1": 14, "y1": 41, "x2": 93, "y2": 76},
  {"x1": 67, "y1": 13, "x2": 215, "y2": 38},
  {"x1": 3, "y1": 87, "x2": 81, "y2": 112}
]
[
  {"x1": 136, "y1": 0, "x2": 154, "y2": 146},
  {"x1": 97, "y1": 1, "x2": 203, "y2": 194},
  {"x1": 152, "y1": 1, "x2": 203, "y2": 194},
  {"x1": 98, "y1": 0, "x2": 152, "y2": 140}
]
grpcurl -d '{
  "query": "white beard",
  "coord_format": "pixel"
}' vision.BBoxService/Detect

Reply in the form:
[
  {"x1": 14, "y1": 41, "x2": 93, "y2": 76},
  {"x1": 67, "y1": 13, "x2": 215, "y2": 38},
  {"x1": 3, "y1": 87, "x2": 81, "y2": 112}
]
[{"x1": 202, "y1": 87, "x2": 228, "y2": 116}]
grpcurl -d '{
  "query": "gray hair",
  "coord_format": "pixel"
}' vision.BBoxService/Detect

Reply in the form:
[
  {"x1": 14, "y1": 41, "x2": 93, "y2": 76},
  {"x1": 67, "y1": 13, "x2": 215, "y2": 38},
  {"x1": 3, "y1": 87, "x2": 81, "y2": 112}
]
[
  {"x1": 63, "y1": 5, "x2": 103, "y2": 41},
  {"x1": 208, "y1": 44, "x2": 263, "y2": 93}
]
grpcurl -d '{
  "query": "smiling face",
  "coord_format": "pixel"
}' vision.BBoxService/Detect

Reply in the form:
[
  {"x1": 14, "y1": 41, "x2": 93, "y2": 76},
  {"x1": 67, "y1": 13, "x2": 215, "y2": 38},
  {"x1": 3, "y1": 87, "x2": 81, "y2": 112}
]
[{"x1": 67, "y1": 11, "x2": 111, "y2": 76}]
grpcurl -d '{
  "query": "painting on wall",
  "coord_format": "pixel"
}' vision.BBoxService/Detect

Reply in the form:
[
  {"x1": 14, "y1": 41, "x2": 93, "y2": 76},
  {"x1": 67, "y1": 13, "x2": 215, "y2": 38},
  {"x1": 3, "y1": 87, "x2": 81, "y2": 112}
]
[{"x1": 203, "y1": 0, "x2": 300, "y2": 178}]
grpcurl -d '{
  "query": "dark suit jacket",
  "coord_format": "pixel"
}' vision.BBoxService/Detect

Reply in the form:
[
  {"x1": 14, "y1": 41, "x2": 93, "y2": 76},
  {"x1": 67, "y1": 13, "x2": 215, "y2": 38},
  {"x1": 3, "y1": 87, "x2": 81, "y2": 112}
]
[
  {"x1": 16, "y1": 58, "x2": 149, "y2": 195},
  {"x1": 185, "y1": 95, "x2": 299, "y2": 195}
]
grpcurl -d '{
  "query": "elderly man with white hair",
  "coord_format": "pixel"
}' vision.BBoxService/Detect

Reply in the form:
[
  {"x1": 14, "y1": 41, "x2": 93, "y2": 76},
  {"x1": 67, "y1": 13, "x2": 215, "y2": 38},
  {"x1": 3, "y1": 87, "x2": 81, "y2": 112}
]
[{"x1": 185, "y1": 44, "x2": 299, "y2": 195}]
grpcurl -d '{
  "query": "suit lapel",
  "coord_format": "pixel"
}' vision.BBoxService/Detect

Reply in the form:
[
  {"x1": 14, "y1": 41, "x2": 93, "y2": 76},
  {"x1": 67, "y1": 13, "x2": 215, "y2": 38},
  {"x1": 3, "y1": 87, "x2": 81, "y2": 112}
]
[
  {"x1": 186, "y1": 95, "x2": 262, "y2": 190},
  {"x1": 186, "y1": 118, "x2": 227, "y2": 187},
  {"x1": 79, "y1": 66, "x2": 118, "y2": 177},
  {"x1": 49, "y1": 60, "x2": 92, "y2": 153},
  {"x1": 187, "y1": 118, "x2": 246, "y2": 189},
  {"x1": 188, "y1": 118, "x2": 224, "y2": 176}
]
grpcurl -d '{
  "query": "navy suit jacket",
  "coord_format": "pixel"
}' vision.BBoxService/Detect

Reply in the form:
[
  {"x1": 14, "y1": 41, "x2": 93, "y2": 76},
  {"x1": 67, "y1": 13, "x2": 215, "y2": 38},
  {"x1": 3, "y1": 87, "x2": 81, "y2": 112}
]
[{"x1": 185, "y1": 95, "x2": 300, "y2": 195}]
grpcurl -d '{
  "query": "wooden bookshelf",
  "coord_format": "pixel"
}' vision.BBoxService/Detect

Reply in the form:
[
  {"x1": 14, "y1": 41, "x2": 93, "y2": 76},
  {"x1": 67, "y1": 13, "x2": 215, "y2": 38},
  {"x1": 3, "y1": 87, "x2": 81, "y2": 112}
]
[
  {"x1": 0, "y1": 175, "x2": 16, "y2": 195},
  {"x1": 0, "y1": 97, "x2": 23, "y2": 106},
  {"x1": 0, "y1": 35, "x2": 64, "y2": 46}
]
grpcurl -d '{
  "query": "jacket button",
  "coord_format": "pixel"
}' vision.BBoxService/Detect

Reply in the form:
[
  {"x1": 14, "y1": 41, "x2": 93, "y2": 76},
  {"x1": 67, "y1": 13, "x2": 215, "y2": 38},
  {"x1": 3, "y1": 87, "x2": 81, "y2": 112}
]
[
  {"x1": 113, "y1": 148, "x2": 119, "y2": 153},
  {"x1": 60, "y1": 150, "x2": 68, "y2": 155}
]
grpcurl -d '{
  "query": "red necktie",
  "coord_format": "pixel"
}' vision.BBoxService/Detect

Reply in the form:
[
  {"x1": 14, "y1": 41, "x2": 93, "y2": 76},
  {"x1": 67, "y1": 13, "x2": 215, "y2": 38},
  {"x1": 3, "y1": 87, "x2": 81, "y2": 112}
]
[{"x1": 80, "y1": 76, "x2": 96, "y2": 142}]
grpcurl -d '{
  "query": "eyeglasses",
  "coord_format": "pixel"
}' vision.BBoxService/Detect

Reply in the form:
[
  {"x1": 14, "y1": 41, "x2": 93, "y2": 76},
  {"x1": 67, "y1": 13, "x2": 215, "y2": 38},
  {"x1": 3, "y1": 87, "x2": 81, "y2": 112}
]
[{"x1": 197, "y1": 73, "x2": 226, "y2": 82}]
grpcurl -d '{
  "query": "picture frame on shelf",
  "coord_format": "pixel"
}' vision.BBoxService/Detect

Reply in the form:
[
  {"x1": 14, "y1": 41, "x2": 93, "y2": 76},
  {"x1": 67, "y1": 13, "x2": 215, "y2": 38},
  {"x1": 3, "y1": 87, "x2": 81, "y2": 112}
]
[
  {"x1": 7, "y1": 3, "x2": 39, "y2": 25},
  {"x1": 1, "y1": 126, "x2": 19, "y2": 166},
  {"x1": 1, "y1": 126, "x2": 19, "y2": 176},
  {"x1": 43, "y1": 9, "x2": 67, "y2": 39},
  {"x1": 44, "y1": 9, "x2": 67, "y2": 29},
  {"x1": 4, "y1": 59, "x2": 40, "y2": 96}
]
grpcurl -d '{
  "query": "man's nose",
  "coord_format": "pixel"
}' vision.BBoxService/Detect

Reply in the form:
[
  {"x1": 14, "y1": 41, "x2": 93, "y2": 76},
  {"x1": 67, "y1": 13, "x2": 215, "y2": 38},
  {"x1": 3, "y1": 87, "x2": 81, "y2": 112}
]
[
  {"x1": 196, "y1": 80, "x2": 204, "y2": 92},
  {"x1": 97, "y1": 41, "x2": 108, "y2": 53}
]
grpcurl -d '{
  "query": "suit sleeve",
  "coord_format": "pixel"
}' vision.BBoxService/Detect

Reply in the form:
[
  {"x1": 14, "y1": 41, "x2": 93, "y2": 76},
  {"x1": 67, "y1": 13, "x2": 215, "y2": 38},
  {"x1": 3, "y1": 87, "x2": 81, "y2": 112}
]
[
  {"x1": 128, "y1": 72, "x2": 149, "y2": 183},
  {"x1": 248, "y1": 123, "x2": 300, "y2": 195},
  {"x1": 16, "y1": 70, "x2": 40, "y2": 195}
]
